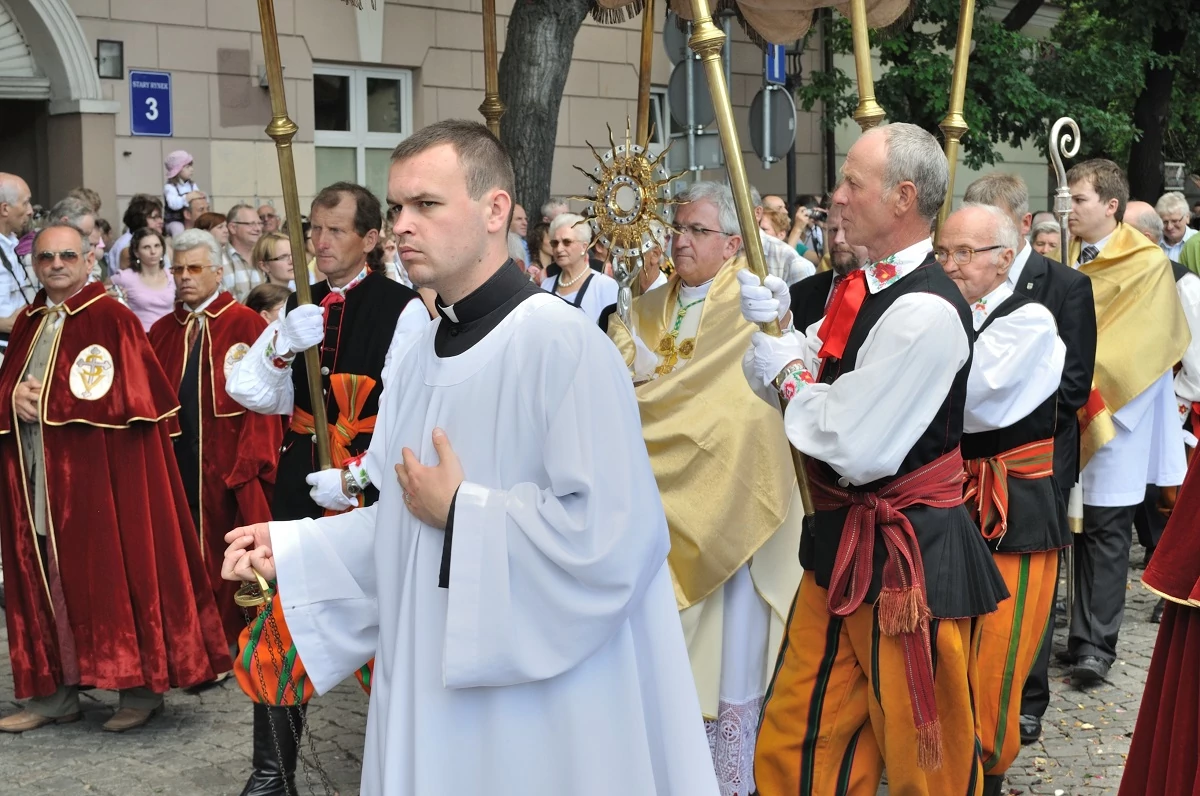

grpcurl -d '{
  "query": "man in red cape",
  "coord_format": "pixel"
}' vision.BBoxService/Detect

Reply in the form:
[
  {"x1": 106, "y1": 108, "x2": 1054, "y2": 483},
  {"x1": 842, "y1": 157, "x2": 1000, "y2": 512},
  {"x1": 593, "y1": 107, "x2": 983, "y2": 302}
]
[
  {"x1": 0, "y1": 223, "x2": 231, "y2": 734},
  {"x1": 148, "y1": 229, "x2": 281, "y2": 647},
  {"x1": 1121, "y1": 452, "x2": 1200, "y2": 795}
]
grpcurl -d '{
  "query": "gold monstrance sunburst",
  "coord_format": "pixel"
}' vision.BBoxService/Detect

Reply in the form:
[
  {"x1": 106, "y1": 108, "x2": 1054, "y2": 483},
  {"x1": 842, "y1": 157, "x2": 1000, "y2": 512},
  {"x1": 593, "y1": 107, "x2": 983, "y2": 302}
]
[{"x1": 572, "y1": 119, "x2": 685, "y2": 325}]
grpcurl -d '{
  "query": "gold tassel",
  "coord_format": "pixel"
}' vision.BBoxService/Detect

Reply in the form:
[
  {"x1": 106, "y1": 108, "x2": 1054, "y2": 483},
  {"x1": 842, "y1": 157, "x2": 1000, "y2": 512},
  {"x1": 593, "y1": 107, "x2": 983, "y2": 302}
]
[
  {"x1": 917, "y1": 719, "x2": 944, "y2": 771},
  {"x1": 876, "y1": 586, "x2": 925, "y2": 636}
]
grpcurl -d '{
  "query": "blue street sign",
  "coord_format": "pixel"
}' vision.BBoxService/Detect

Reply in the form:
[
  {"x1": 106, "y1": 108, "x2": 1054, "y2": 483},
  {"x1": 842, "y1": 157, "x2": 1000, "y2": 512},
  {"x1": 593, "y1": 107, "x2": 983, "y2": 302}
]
[
  {"x1": 765, "y1": 44, "x2": 786, "y2": 86},
  {"x1": 129, "y1": 70, "x2": 173, "y2": 137}
]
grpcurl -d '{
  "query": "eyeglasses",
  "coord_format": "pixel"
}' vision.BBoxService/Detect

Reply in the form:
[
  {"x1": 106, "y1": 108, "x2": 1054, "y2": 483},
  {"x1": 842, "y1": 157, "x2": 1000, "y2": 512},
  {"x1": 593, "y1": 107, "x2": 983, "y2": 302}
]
[
  {"x1": 934, "y1": 245, "x2": 1004, "y2": 266},
  {"x1": 260, "y1": 213, "x2": 277, "y2": 222},
  {"x1": 674, "y1": 223, "x2": 730, "y2": 239},
  {"x1": 230, "y1": 219, "x2": 263, "y2": 227},
  {"x1": 35, "y1": 250, "x2": 81, "y2": 265},
  {"x1": 549, "y1": 239, "x2": 580, "y2": 248},
  {"x1": 169, "y1": 264, "x2": 219, "y2": 276},
  {"x1": 147, "y1": 213, "x2": 163, "y2": 221},
  {"x1": 266, "y1": 253, "x2": 293, "y2": 263}
]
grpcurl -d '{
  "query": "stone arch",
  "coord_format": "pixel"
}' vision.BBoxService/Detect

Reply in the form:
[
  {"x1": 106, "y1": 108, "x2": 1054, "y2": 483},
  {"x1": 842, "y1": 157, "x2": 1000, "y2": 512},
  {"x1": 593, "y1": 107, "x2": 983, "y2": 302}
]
[{"x1": 1, "y1": 0, "x2": 104, "y2": 106}]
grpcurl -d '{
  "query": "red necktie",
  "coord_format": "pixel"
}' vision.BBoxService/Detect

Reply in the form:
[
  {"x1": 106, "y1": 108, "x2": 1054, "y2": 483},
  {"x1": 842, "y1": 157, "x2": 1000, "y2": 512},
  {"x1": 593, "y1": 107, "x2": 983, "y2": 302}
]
[{"x1": 816, "y1": 269, "x2": 867, "y2": 366}]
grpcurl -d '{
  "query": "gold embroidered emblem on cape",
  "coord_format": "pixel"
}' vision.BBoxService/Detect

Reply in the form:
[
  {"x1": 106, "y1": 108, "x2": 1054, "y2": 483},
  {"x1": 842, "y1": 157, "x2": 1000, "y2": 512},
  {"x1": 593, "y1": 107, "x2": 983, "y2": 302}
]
[{"x1": 69, "y1": 344, "x2": 115, "y2": 401}]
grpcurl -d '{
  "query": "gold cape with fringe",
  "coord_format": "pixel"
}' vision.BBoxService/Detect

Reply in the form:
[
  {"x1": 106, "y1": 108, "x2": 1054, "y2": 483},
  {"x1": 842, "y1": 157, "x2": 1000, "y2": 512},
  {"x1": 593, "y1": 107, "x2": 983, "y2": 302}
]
[
  {"x1": 1072, "y1": 223, "x2": 1191, "y2": 467},
  {"x1": 607, "y1": 258, "x2": 796, "y2": 610}
]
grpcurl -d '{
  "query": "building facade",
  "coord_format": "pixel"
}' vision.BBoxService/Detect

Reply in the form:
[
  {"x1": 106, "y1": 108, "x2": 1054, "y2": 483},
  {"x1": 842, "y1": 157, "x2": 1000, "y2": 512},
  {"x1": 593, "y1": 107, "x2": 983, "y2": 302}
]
[{"x1": 0, "y1": 0, "x2": 1058, "y2": 226}]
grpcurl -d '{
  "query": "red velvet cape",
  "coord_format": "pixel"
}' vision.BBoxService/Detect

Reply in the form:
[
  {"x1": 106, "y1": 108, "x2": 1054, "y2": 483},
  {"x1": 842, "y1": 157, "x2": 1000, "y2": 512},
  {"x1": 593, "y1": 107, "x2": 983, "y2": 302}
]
[
  {"x1": 148, "y1": 292, "x2": 281, "y2": 643},
  {"x1": 0, "y1": 282, "x2": 232, "y2": 698}
]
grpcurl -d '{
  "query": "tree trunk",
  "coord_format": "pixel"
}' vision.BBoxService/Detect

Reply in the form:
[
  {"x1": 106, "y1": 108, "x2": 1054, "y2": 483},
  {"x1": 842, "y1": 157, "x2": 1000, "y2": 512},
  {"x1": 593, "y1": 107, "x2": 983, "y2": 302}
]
[
  {"x1": 1127, "y1": 17, "x2": 1190, "y2": 201},
  {"x1": 498, "y1": 0, "x2": 593, "y2": 218},
  {"x1": 1000, "y1": 0, "x2": 1045, "y2": 32}
]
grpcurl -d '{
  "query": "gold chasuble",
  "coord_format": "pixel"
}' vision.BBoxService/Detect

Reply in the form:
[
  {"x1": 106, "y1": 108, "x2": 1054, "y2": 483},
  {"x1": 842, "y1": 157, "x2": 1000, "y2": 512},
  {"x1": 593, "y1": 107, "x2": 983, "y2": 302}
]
[
  {"x1": 608, "y1": 258, "x2": 797, "y2": 610},
  {"x1": 1071, "y1": 223, "x2": 1191, "y2": 467}
]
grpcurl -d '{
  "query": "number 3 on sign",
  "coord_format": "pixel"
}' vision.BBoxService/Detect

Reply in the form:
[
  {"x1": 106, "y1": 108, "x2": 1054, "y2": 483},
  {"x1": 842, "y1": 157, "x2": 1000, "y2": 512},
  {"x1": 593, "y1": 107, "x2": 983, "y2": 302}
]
[{"x1": 145, "y1": 97, "x2": 158, "y2": 121}]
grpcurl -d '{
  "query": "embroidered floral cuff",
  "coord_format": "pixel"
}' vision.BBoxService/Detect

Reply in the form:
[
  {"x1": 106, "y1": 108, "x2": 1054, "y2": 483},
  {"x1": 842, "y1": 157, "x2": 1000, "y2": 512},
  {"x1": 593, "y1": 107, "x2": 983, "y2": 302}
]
[
  {"x1": 344, "y1": 453, "x2": 371, "y2": 490},
  {"x1": 774, "y1": 359, "x2": 814, "y2": 403},
  {"x1": 265, "y1": 332, "x2": 294, "y2": 370}
]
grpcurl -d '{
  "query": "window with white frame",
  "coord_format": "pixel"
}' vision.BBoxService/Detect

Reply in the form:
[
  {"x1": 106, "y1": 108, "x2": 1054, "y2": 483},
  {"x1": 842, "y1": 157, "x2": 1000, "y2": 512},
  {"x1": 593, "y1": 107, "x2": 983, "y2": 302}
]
[{"x1": 313, "y1": 65, "x2": 413, "y2": 202}]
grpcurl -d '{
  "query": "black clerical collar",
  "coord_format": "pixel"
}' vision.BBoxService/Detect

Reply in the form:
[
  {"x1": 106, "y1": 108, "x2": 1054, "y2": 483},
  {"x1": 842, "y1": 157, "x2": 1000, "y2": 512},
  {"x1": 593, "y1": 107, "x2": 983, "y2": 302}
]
[
  {"x1": 436, "y1": 260, "x2": 527, "y2": 325},
  {"x1": 433, "y1": 259, "x2": 543, "y2": 357}
]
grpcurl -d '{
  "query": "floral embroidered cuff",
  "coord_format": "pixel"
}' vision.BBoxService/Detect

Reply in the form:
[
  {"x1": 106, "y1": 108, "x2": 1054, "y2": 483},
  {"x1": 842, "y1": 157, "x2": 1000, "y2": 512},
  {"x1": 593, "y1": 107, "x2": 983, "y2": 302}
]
[
  {"x1": 344, "y1": 453, "x2": 371, "y2": 489},
  {"x1": 774, "y1": 359, "x2": 814, "y2": 403},
  {"x1": 265, "y1": 332, "x2": 294, "y2": 370}
]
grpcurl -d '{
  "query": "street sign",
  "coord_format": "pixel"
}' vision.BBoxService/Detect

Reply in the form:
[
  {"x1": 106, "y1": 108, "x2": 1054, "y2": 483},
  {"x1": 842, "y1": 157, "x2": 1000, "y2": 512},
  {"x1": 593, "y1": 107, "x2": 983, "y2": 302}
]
[
  {"x1": 765, "y1": 44, "x2": 787, "y2": 86},
  {"x1": 665, "y1": 131, "x2": 724, "y2": 173},
  {"x1": 749, "y1": 85, "x2": 796, "y2": 168},
  {"x1": 129, "y1": 70, "x2": 173, "y2": 137},
  {"x1": 667, "y1": 60, "x2": 715, "y2": 130},
  {"x1": 663, "y1": 12, "x2": 690, "y2": 65}
]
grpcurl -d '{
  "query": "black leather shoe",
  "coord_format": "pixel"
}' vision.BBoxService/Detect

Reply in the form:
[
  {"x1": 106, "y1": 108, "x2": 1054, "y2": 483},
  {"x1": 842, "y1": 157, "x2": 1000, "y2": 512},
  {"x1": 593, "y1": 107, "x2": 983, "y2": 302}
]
[
  {"x1": 1072, "y1": 655, "x2": 1111, "y2": 685},
  {"x1": 1151, "y1": 598, "x2": 1165, "y2": 624},
  {"x1": 1019, "y1": 714, "x2": 1041, "y2": 745},
  {"x1": 1053, "y1": 648, "x2": 1077, "y2": 665}
]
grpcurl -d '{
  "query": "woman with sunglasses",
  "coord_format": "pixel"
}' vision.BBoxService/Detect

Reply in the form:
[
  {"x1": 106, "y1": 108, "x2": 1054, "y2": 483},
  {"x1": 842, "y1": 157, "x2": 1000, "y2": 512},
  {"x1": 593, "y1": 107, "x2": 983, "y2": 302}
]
[{"x1": 108, "y1": 227, "x2": 176, "y2": 331}]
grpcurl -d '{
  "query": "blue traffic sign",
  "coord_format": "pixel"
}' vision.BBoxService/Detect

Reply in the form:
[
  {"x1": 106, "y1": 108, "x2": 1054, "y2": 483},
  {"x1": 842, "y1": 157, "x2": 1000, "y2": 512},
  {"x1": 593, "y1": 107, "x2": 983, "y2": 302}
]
[
  {"x1": 129, "y1": 70, "x2": 173, "y2": 137},
  {"x1": 765, "y1": 44, "x2": 786, "y2": 86}
]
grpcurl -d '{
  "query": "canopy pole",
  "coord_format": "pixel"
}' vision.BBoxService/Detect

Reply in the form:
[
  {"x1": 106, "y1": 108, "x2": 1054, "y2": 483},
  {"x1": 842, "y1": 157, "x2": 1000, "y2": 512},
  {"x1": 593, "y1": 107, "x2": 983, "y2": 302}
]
[
  {"x1": 848, "y1": 0, "x2": 885, "y2": 131},
  {"x1": 936, "y1": 0, "x2": 976, "y2": 232},
  {"x1": 480, "y1": 0, "x2": 505, "y2": 136},
  {"x1": 636, "y1": 0, "x2": 657, "y2": 148}
]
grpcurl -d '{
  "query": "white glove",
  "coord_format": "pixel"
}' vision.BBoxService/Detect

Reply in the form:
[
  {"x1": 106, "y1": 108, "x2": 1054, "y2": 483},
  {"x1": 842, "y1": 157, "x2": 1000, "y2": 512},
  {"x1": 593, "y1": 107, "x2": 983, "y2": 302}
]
[
  {"x1": 306, "y1": 469, "x2": 356, "y2": 511},
  {"x1": 632, "y1": 333, "x2": 658, "y2": 382},
  {"x1": 743, "y1": 331, "x2": 809, "y2": 393},
  {"x1": 276, "y1": 303, "x2": 325, "y2": 356},
  {"x1": 737, "y1": 269, "x2": 791, "y2": 324}
]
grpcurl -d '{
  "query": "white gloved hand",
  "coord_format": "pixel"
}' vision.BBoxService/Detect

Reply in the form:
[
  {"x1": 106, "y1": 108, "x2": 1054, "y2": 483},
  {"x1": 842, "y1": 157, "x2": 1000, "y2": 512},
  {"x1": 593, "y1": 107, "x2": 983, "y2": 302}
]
[
  {"x1": 743, "y1": 331, "x2": 809, "y2": 393},
  {"x1": 306, "y1": 468, "x2": 356, "y2": 511},
  {"x1": 737, "y1": 269, "x2": 791, "y2": 324},
  {"x1": 276, "y1": 303, "x2": 325, "y2": 356},
  {"x1": 631, "y1": 333, "x2": 659, "y2": 382}
]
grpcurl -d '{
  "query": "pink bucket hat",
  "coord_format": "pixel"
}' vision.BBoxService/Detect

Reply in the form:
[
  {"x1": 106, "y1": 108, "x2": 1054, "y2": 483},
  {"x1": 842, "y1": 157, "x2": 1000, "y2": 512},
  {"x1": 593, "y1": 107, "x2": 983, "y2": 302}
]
[{"x1": 165, "y1": 150, "x2": 193, "y2": 180}]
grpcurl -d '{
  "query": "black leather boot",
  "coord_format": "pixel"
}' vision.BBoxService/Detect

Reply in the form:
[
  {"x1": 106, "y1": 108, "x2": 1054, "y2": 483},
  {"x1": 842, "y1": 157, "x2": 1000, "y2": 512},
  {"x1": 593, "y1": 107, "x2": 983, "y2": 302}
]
[
  {"x1": 240, "y1": 703, "x2": 306, "y2": 796},
  {"x1": 982, "y1": 773, "x2": 1005, "y2": 796}
]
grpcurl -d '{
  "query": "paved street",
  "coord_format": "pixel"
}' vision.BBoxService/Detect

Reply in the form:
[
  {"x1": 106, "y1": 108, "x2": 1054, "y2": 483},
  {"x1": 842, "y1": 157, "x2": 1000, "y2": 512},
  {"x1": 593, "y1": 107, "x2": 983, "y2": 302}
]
[{"x1": 0, "y1": 543, "x2": 1163, "y2": 795}]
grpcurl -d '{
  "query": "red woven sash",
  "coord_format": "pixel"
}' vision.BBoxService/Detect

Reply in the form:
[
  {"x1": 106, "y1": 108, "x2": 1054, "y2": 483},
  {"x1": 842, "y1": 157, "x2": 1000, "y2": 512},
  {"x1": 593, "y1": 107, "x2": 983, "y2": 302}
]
[
  {"x1": 808, "y1": 448, "x2": 967, "y2": 771},
  {"x1": 963, "y1": 438, "x2": 1054, "y2": 541}
]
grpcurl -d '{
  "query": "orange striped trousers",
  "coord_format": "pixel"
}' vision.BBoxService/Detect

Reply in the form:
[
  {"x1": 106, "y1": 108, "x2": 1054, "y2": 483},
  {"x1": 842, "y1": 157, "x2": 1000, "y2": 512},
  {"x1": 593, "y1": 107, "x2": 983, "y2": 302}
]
[{"x1": 755, "y1": 574, "x2": 984, "y2": 796}]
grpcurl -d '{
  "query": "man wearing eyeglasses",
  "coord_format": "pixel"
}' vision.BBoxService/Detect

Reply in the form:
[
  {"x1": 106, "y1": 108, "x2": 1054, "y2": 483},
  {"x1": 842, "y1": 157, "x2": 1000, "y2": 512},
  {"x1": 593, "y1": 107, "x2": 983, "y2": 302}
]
[
  {"x1": 939, "y1": 203, "x2": 1067, "y2": 796},
  {"x1": 0, "y1": 223, "x2": 231, "y2": 734},
  {"x1": 225, "y1": 204, "x2": 266, "y2": 302},
  {"x1": 606, "y1": 180, "x2": 804, "y2": 795},
  {"x1": 147, "y1": 229, "x2": 282, "y2": 648},
  {"x1": 258, "y1": 204, "x2": 281, "y2": 235},
  {"x1": 744, "y1": 124, "x2": 1006, "y2": 795}
]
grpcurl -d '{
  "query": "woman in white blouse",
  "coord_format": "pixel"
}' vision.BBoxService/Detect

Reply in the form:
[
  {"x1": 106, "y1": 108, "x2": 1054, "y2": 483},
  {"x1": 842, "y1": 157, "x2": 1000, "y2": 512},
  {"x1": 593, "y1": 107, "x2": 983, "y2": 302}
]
[{"x1": 540, "y1": 213, "x2": 618, "y2": 324}]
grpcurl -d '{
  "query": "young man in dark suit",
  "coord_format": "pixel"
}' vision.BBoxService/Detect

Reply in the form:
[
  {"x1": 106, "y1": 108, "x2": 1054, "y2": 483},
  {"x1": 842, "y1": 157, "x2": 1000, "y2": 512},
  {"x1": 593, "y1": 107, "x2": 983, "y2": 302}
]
[
  {"x1": 788, "y1": 202, "x2": 868, "y2": 332},
  {"x1": 964, "y1": 173, "x2": 1098, "y2": 745}
]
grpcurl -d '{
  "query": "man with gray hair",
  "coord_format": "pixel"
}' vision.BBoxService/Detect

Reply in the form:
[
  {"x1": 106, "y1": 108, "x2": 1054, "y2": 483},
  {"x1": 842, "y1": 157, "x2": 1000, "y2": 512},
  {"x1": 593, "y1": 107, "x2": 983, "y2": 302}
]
[
  {"x1": 540, "y1": 196, "x2": 569, "y2": 224},
  {"x1": 47, "y1": 196, "x2": 102, "y2": 280},
  {"x1": 0, "y1": 174, "x2": 36, "y2": 357},
  {"x1": 147, "y1": 228, "x2": 282, "y2": 649},
  {"x1": 224, "y1": 203, "x2": 265, "y2": 301},
  {"x1": 744, "y1": 123, "x2": 1006, "y2": 795},
  {"x1": 1156, "y1": 191, "x2": 1196, "y2": 261},
  {"x1": 940, "y1": 203, "x2": 1067, "y2": 796},
  {"x1": 963, "y1": 172, "x2": 1097, "y2": 746},
  {"x1": 606, "y1": 179, "x2": 803, "y2": 795}
]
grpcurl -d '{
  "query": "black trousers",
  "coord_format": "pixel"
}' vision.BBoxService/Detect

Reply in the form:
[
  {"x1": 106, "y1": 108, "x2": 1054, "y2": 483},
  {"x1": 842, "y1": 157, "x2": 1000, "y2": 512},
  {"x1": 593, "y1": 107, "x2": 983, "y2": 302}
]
[
  {"x1": 1067, "y1": 503, "x2": 1136, "y2": 664},
  {"x1": 1020, "y1": 484, "x2": 1070, "y2": 718},
  {"x1": 1132, "y1": 484, "x2": 1167, "y2": 552}
]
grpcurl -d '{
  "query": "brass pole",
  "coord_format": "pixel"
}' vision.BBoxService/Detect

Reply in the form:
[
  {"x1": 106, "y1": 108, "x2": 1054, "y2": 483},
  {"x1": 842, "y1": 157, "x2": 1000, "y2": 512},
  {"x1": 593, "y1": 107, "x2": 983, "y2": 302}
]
[
  {"x1": 479, "y1": 0, "x2": 505, "y2": 136},
  {"x1": 636, "y1": 0, "x2": 657, "y2": 148},
  {"x1": 848, "y1": 0, "x2": 885, "y2": 131},
  {"x1": 936, "y1": 0, "x2": 976, "y2": 231},
  {"x1": 256, "y1": 0, "x2": 331, "y2": 470},
  {"x1": 685, "y1": 0, "x2": 814, "y2": 517}
]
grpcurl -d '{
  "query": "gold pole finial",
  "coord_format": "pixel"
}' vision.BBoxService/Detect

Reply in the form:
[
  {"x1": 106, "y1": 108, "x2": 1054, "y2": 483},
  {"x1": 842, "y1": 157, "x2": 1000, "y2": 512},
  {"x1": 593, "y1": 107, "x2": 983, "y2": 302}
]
[
  {"x1": 848, "y1": 0, "x2": 885, "y2": 131},
  {"x1": 936, "y1": 0, "x2": 977, "y2": 232},
  {"x1": 480, "y1": 0, "x2": 505, "y2": 136},
  {"x1": 256, "y1": 0, "x2": 331, "y2": 470}
]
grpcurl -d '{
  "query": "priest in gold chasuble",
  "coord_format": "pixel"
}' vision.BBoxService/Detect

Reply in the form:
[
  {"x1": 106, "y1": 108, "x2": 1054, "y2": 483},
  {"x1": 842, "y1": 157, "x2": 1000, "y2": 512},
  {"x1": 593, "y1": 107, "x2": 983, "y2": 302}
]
[{"x1": 607, "y1": 182, "x2": 802, "y2": 796}]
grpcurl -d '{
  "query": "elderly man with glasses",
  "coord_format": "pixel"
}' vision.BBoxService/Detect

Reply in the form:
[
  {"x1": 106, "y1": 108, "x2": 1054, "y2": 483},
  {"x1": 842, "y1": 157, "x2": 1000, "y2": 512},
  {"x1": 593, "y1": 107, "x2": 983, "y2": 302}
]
[
  {"x1": 607, "y1": 180, "x2": 804, "y2": 795},
  {"x1": 258, "y1": 204, "x2": 281, "y2": 235},
  {"x1": 224, "y1": 204, "x2": 266, "y2": 301},
  {"x1": 0, "y1": 223, "x2": 231, "y2": 734},
  {"x1": 148, "y1": 229, "x2": 282, "y2": 649},
  {"x1": 938, "y1": 203, "x2": 1067, "y2": 796}
]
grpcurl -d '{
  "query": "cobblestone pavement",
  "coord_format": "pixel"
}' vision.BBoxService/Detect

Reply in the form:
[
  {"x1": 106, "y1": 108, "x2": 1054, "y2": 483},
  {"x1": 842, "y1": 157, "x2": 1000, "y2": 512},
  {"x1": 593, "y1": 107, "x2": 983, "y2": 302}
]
[{"x1": 0, "y1": 544, "x2": 1163, "y2": 796}]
